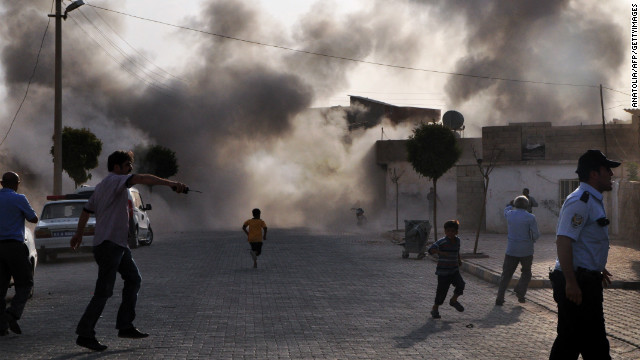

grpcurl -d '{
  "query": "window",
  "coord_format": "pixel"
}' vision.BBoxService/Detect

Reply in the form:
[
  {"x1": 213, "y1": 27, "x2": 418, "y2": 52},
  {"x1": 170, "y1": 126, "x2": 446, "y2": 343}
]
[{"x1": 559, "y1": 179, "x2": 580, "y2": 205}]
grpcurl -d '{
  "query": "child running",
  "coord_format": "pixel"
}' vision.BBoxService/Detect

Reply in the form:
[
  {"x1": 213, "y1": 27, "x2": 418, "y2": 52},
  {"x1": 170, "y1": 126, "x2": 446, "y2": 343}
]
[
  {"x1": 428, "y1": 220, "x2": 465, "y2": 319},
  {"x1": 242, "y1": 208, "x2": 268, "y2": 268}
]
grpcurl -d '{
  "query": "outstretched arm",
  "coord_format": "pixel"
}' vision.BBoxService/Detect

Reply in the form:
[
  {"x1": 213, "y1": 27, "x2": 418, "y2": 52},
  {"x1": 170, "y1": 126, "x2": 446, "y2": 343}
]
[{"x1": 129, "y1": 174, "x2": 187, "y2": 193}]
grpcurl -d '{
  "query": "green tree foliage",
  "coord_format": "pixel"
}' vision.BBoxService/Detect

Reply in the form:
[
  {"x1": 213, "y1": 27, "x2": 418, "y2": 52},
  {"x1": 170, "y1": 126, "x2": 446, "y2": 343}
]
[
  {"x1": 50, "y1": 127, "x2": 102, "y2": 188},
  {"x1": 134, "y1": 145, "x2": 179, "y2": 191},
  {"x1": 406, "y1": 123, "x2": 461, "y2": 241}
]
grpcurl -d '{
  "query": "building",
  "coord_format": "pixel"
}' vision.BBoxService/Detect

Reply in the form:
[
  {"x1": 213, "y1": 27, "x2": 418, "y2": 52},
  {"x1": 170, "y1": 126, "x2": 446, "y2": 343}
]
[{"x1": 376, "y1": 113, "x2": 640, "y2": 237}]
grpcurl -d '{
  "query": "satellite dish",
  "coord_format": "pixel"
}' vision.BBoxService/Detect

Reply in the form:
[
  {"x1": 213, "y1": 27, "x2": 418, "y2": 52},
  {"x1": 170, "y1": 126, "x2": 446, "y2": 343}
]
[{"x1": 442, "y1": 110, "x2": 464, "y2": 130}]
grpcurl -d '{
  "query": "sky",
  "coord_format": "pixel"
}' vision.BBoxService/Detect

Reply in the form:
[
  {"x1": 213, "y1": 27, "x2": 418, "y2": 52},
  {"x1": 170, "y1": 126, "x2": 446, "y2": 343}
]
[{"x1": 0, "y1": 0, "x2": 633, "y2": 230}]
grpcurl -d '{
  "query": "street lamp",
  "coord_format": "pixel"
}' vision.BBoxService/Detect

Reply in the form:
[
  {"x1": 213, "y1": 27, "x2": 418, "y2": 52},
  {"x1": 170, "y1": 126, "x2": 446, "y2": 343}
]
[{"x1": 48, "y1": 0, "x2": 84, "y2": 195}]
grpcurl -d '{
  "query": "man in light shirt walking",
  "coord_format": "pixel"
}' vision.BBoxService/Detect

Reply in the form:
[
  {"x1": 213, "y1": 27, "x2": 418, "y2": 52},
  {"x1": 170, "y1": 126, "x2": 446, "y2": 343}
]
[{"x1": 495, "y1": 195, "x2": 540, "y2": 305}]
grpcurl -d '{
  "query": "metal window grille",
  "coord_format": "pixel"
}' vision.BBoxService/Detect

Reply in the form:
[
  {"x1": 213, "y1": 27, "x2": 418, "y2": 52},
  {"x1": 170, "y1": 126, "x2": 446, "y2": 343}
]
[{"x1": 559, "y1": 179, "x2": 580, "y2": 205}]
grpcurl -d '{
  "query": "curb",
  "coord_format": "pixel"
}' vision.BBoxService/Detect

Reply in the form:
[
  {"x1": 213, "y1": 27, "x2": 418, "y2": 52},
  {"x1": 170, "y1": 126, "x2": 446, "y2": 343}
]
[
  {"x1": 384, "y1": 231, "x2": 640, "y2": 290},
  {"x1": 460, "y1": 262, "x2": 640, "y2": 290}
]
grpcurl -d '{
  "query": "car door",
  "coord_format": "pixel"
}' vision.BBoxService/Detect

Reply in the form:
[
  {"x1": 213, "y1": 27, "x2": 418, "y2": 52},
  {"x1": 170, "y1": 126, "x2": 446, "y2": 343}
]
[{"x1": 131, "y1": 190, "x2": 150, "y2": 238}]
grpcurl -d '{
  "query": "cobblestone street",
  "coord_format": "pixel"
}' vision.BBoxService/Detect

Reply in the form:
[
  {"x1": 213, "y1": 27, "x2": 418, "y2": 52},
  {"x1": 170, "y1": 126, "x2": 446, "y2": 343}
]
[{"x1": 2, "y1": 229, "x2": 639, "y2": 359}]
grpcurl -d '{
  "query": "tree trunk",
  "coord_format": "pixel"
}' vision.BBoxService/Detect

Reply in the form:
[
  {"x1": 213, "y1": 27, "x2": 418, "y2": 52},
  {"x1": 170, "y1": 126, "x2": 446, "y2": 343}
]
[
  {"x1": 473, "y1": 176, "x2": 489, "y2": 254},
  {"x1": 395, "y1": 181, "x2": 399, "y2": 230},
  {"x1": 432, "y1": 179, "x2": 438, "y2": 242}
]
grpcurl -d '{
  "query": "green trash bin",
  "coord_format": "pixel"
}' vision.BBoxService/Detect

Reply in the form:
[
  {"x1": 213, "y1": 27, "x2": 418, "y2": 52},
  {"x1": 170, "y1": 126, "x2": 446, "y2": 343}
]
[{"x1": 402, "y1": 220, "x2": 431, "y2": 259}]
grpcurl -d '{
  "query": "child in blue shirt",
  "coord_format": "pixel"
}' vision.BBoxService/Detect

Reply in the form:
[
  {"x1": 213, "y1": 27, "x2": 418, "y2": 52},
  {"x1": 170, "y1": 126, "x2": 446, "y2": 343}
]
[{"x1": 428, "y1": 220, "x2": 465, "y2": 319}]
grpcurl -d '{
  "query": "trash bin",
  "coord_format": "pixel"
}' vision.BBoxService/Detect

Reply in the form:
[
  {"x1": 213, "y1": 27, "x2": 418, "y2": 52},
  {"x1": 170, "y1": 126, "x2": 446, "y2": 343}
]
[{"x1": 402, "y1": 220, "x2": 431, "y2": 259}]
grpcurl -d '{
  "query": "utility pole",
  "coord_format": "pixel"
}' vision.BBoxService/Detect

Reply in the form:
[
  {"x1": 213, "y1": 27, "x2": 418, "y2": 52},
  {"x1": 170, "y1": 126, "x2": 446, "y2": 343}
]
[
  {"x1": 48, "y1": 0, "x2": 84, "y2": 195},
  {"x1": 600, "y1": 84, "x2": 608, "y2": 154},
  {"x1": 49, "y1": 0, "x2": 63, "y2": 195}
]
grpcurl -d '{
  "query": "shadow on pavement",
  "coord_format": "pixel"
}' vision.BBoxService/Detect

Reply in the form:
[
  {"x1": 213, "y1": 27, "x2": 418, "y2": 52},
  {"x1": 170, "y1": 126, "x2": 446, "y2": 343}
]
[
  {"x1": 49, "y1": 348, "x2": 137, "y2": 360},
  {"x1": 394, "y1": 319, "x2": 453, "y2": 348},
  {"x1": 476, "y1": 305, "x2": 523, "y2": 329}
]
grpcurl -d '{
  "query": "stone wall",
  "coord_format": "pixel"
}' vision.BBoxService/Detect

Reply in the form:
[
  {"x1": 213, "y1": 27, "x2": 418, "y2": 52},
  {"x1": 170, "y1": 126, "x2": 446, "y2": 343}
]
[
  {"x1": 617, "y1": 181, "x2": 640, "y2": 241},
  {"x1": 456, "y1": 165, "x2": 485, "y2": 231}
]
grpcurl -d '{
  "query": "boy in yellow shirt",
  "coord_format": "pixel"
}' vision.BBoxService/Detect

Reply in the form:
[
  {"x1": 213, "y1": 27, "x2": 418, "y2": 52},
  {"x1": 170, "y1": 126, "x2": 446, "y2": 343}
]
[{"x1": 242, "y1": 208, "x2": 267, "y2": 268}]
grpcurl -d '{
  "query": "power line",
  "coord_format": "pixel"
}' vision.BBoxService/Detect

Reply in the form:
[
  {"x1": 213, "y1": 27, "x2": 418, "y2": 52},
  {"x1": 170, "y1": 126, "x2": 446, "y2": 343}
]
[
  {"x1": 66, "y1": 14, "x2": 177, "y2": 96},
  {"x1": 86, "y1": 3, "x2": 628, "y2": 95},
  {"x1": 0, "y1": 1, "x2": 54, "y2": 148},
  {"x1": 80, "y1": 2, "x2": 187, "y2": 84}
]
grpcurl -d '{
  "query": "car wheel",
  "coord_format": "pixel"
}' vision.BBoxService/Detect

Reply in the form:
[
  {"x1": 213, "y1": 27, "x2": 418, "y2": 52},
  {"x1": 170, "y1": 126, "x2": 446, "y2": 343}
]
[
  {"x1": 128, "y1": 227, "x2": 139, "y2": 249},
  {"x1": 141, "y1": 227, "x2": 153, "y2": 246}
]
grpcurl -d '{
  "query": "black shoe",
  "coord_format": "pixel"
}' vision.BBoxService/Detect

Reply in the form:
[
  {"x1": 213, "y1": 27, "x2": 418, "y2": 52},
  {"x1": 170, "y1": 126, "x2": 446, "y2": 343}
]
[
  {"x1": 449, "y1": 300, "x2": 465, "y2": 312},
  {"x1": 118, "y1": 327, "x2": 149, "y2": 339},
  {"x1": 495, "y1": 299, "x2": 505, "y2": 306},
  {"x1": 76, "y1": 336, "x2": 108, "y2": 351},
  {"x1": 3, "y1": 313, "x2": 21, "y2": 334},
  {"x1": 515, "y1": 292, "x2": 526, "y2": 303},
  {"x1": 430, "y1": 309, "x2": 441, "y2": 319}
]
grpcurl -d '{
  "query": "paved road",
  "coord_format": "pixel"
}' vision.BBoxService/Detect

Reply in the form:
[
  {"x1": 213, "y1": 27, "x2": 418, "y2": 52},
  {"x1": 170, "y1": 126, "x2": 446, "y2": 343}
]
[{"x1": 3, "y1": 229, "x2": 639, "y2": 359}]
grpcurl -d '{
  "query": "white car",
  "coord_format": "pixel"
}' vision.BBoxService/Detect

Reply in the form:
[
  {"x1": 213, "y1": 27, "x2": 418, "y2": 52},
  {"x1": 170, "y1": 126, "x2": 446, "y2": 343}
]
[
  {"x1": 34, "y1": 198, "x2": 95, "y2": 262},
  {"x1": 7, "y1": 227, "x2": 38, "y2": 298},
  {"x1": 75, "y1": 185, "x2": 153, "y2": 248}
]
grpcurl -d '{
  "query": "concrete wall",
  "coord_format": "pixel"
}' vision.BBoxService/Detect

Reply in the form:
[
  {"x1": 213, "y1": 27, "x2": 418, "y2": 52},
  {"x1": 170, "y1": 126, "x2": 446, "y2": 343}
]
[
  {"x1": 618, "y1": 181, "x2": 640, "y2": 239},
  {"x1": 485, "y1": 165, "x2": 624, "y2": 234},
  {"x1": 486, "y1": 165, "x2": 576, "y2": 233}
]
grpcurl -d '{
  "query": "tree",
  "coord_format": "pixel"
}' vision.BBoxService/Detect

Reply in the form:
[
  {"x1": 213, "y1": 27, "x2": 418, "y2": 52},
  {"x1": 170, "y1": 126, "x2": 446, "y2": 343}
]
[
  {"x1": 50, "y1": 127, "x2": 102, "y2": 188},
  {"x1": 471, "y1": 145, "x2": 503, "y2": 254},
  {"x1": 406, "y1": 123, "x2": 461, "y2": 242},
  {"x1": 134, "y1": 145, "x2": 179, "y2": 191}
]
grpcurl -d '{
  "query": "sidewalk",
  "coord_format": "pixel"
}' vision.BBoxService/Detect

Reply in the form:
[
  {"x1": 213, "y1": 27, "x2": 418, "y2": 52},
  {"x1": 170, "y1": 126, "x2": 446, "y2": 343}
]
[
  {"x1": 455, "y1": 231, "x2": 640, "y2": 289},
  {"x1": 388, "y1": 230, "x2": 640, "y2": 289}
]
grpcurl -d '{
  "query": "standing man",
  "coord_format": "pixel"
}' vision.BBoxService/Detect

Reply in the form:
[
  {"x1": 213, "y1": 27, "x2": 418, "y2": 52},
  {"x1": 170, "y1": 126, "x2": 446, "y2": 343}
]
[
  {"x1": 0, "y1": 172, "x2": 38, "y2": 336},
  {"x1": 549, "y1": 150, "x2": 619, "y2": 359},
  {"x1": 522, "y1": 188, "x2": 538, "y2": 213},
  {"x1": 71, "y1": 150, "x2": 188, "y2": 351},
  {"x1": 495, "y1": 195, "x2": 539, "y2": 306}
]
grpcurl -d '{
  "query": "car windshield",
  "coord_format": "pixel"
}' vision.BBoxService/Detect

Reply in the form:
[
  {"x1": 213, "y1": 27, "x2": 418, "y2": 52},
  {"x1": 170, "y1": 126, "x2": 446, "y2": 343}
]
[{"x1": 41, "y1": 202, "x2": 93, "y2": 220}]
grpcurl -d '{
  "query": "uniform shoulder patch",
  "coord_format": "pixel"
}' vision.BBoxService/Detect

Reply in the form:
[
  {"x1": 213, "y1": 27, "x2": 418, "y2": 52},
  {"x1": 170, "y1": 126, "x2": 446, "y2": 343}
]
[
  {"x1": 580, "y1": 191, "x2": 590, "y2": 203},
  {"x1": 571, "y1": 213, "x2": 584, "y2": 228}
]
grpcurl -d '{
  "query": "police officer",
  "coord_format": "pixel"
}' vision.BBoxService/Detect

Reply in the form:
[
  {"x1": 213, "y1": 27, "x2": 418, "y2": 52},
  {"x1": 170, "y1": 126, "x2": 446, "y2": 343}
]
[
  {"x1": 549, "y1": 149, "x2": 619, "y2": 360},
  {"x1": 0, "y1": 172, "x2": 38, "y2": 336}
]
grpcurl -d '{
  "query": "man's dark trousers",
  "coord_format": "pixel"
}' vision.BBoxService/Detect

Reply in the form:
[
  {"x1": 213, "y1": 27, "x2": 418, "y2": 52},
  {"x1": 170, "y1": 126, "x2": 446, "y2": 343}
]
[
  {"x1": 0, "y1": 241, "x2": 33, "y2": 330},
  {"x1": 76, "y1": 241, "x2": 141, "y2": 337},
  {"x1": 496, "y1": 254, "x2": 533, "y2": 301},
  {"x1": 549, "y1": 269, "x2": 611, "y2": 360}
]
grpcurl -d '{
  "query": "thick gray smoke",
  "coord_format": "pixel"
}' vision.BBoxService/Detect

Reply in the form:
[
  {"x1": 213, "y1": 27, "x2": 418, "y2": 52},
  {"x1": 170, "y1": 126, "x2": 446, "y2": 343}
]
[
  {"x1": 1, "y1": 0, "x2": 624, "y2": 231},
  {"x1": 424, "y1": 0, "x2": 625, "y2": 130},
  {"x1": 0, "y1": 0, "x2": 421, "y2": 230}
]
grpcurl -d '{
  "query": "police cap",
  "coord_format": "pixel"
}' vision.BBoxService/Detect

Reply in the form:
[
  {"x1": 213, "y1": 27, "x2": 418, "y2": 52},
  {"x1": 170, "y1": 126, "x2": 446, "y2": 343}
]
[{"x1": 576, "y1": 149, "x2": 621, "y2": 176}]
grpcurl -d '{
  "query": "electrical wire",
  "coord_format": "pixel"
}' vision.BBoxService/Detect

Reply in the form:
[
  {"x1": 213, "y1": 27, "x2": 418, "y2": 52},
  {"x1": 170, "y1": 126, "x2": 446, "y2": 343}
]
[
  {"x1": 85, "y1": 3, "x2": 629, "y2": 95},
  {"x1": 82, "y1": 2, "x2": 187, "y2": 84},
  {"x1": 0, "y1": 1, "x2": 54, "y2": 148},
  {"x1": 66, "y1": 14, "x2": 177, "y2": 96}
]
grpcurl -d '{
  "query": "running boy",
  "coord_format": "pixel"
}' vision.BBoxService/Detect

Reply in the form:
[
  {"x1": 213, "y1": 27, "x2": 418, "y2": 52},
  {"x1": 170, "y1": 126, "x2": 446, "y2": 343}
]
[
  {"x1": 428, "y1": 220, "x2": 465, "y2": 319},
  {"x1": 242, "y1": 208, "x2": 267, "y2": 268}
]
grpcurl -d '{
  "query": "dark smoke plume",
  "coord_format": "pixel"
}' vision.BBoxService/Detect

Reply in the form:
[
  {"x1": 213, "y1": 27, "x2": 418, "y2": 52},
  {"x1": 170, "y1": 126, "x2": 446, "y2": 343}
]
[
  {"x1": 0, "y1": 0, "x2": 425, "y2": 230},
  {"x1": 422, "y1": 0, "x2": 625, "y2": 130}
]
